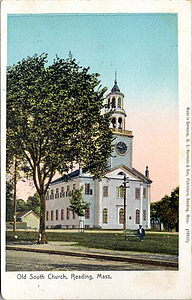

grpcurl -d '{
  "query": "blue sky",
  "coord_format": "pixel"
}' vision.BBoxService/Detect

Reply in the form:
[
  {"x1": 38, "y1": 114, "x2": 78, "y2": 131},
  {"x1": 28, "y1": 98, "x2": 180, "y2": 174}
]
[
  {"x1": 7, "y1": 13, "x2": 178, "y2": 201},
  {"x1": 8, "y1": 14, "x2": 178, "y2": 104}
]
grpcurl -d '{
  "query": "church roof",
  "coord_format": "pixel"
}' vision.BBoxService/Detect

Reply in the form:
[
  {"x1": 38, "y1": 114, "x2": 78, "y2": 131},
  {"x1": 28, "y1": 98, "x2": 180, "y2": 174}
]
[
  {"x1": 50, "y1": 168, "x2": 86, "y2": 185},
  {"x1": 111, "y1": 80, "x2": 120, "y2": 92},
  {"x1": 50, "y1": 164, "x2": 152, "y2": 186}
]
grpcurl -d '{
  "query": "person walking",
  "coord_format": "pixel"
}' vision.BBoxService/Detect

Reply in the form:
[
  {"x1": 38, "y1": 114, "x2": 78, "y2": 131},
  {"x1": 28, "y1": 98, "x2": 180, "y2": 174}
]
[{"x1": 137, "y1": 225, "x2": 145, "y2": 241}]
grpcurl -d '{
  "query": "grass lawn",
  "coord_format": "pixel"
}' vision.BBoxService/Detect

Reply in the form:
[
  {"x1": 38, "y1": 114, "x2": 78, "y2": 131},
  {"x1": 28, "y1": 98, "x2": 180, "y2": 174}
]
[{"x1": 6, "y1": 230, "x2": 179, "y2": 256}]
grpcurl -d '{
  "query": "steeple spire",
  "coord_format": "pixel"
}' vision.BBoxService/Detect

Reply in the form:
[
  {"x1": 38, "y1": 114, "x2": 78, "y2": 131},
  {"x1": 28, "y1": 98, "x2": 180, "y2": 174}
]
[
  {"x1": 115, "y1": 71, "x2": 117, "y2": 85},
  {"x1": 111, "y1": 71, "x2": 120, "y2": 92}
]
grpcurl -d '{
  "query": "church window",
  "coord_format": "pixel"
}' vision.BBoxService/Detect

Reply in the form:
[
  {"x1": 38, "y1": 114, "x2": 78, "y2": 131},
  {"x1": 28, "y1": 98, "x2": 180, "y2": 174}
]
[
  {"x1": 103, "y1": 208, "x2": 108, "y2": 224},
  {"x1": 56, "y1": 210, "x2": 59, "y2": 220},
  {"x1": 117, "y1": 97, "x2": 121, "y2": 108},
  {"x1": 72, "y1": 184, "x2": 76, "y2": 195},
  {"x1": 72, "y1": 211, "x2": 76, "y2": 220},
  {"x1": 143, "y1": 188, "x2": 147, "y2": 198},
  {"x1": 135, "y1": 209, "x2": 140, "y2": 224},
  {"x1": 103, "y1": 186, "x2": 108, "y2": 197},
  {"x1": 118, "y1": 186, "x2": 124, "y2": 198},
  {"x1": 46, "y1": 211, "x2": 49, "y2": 221},
  {"x1": 46, "y1": 191, "x2": 49, "y2": 200},
  {"x1": 66, "y1": 186, "x2": 70, "y2": 197},
  {"x1": 50, "y1": 189, "x2": 54, "y2": 200},
  {"x1": 111, "y1": 117, "x2": 116, "y2": 128},
  {"x1": 51, "y1": 210, "x2": 54, "y2": 221},
  {"x1": 55, "y1": 188, "x2": 59, "y2": 199},
  {"x1": 118, "y1": 117, "x2": 122, "y2": 129},
  {"x1": 67, "y1": 208, "x2": 70, "y2": 220},
  {"x1": 143, "y1": 210, "x2": 146, "y2": 221},
  {"x1": 60, "y1": 187, "x2": 65, "y2": 198},
  {"x1": 119, "y1": 208, "x2": 124, "y2": 224},
  {"x1": 135, "y1": 188, "x2": 140, "y2": 199},
  {"x1": 61, "y1": 209, "x2": 64, "y2": 220},
  {"x1": 111, "y1": 97, "x2": 116, "y2": 108},
  {"x1": 85, "y1": 208, "x2": 90, "y2": 219},
  {"x1": 85, "y1": 183, "x2": 92, "y2": 195}
]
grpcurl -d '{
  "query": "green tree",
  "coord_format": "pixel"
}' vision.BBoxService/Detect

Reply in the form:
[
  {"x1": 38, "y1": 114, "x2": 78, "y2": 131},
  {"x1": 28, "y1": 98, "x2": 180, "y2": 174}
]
[
  {"x1": 16, "y1": 199, "x2": 27, "y2": 211},
  {"x1": 150, "y1": 186, "x2": 179, "y2": 231},
  {"x1": 26, "y1": 192, "x2": 40, "y2": 216},
  {"x1": 7, "y1": 53, "x2": 113, "y2": 243},
  {"x1": 6, "y1": 181, "x2": 14, "y2": 222},
  {"x1": 69, "y1": 185, "x2": 89, "y2": 217}
]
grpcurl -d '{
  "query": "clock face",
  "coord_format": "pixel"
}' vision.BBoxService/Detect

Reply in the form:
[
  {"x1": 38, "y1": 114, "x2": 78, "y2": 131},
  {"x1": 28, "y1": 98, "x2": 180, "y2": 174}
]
[{"x1": 116, "y1": 141, "x2": 128, "y2": 155}]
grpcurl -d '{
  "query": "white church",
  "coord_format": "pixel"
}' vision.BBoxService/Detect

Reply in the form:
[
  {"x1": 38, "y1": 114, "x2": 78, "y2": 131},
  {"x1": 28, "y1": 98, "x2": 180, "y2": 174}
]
[{"x1": 45, "y1": 78, "x2": 152, "y2": 230}]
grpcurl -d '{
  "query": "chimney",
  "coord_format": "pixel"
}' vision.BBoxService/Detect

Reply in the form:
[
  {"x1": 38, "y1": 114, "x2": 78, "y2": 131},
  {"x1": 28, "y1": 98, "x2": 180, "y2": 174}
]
[
  {"x1": 145, "y1": 166, "x2": 149, "y2": 178},
  {"x1": 79, "y1": 167, "x2": 83, "y2": 176}
]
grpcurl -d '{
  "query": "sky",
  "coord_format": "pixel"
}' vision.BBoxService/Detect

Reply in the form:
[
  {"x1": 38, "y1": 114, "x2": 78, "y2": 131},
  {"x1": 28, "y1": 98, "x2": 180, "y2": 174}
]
[{"x1": 7, "y1": 13, "x2": 178, "y2": 202}]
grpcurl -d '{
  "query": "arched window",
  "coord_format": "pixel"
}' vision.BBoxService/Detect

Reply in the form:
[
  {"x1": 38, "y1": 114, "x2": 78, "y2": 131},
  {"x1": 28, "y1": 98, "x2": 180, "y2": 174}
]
[
  {"x1": 103, "y1": 208, "x2": 108, "y2": 224},
  {"x1": 50, "y1": 189, "x2": 54, "y2": 200},
  {"x1": 117, "y1": 186, "x2": 124, "y2": 198},
  {"x1": 85, "y1": 208, "x2": 90, "y2": 219},
  {"x1": 135, "y1": 209, "x2": 140, "y2": 224},
  {"x1": 46, "y1": 191, "x2": 49, "y2": 200},
  {"x1": 111, "y1": 117, "x2": 116, "y2": 128},
  {"x1": 119, "y1": 208, "x2": 124, "y2": 224},
  {"x1": 56, "y1": 209, "x2": 59, "y2": 220},
  {"x1": 61, "y1": 187, "x2": 64, "y2": 197},
  {"x1": 67, "y1": 208, "x2": 70, "y2": 220},
  {"x1": 118, "y1": 117, "x2": 122, "y2": 129},
  {"x1": 55, "y1": 188, "x2": 59, "y2": 199},
  {"x1": 143, "y1": 210, "x2": 146, "y2": 221},
  {"x1": 61, "y1": 209, "x2": 64, "y2": 220},
  {"x1": 117, "y1": 97, "x2": 121, "y2": 108},
  {"x1": 111, "y1": 97, "x2": 116, "y2": 108}
]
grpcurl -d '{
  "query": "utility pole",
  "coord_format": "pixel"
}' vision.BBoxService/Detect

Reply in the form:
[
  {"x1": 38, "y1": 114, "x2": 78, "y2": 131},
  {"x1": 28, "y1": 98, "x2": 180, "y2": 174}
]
[
  {"x1": 13, "y1": 152, "x2": 17, "y2": 231},
  {"x1": 118, "y1": 171, "x2": 129, "y2": 240},
  {"x1": 123, "y1": 174, "x2": 126, "y2": 240}
]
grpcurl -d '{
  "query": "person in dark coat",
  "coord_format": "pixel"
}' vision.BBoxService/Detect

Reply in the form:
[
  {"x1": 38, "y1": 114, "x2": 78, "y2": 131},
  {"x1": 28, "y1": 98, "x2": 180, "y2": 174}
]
[{"x1": 137, "y1": 225, "x2": 145, "y2": 241}]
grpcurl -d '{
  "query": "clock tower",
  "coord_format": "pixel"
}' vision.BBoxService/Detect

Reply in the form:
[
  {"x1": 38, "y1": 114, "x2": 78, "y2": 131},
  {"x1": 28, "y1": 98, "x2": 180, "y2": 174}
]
[{"x1": 104, "y1": 75, "x2": 133, "y2": 169}]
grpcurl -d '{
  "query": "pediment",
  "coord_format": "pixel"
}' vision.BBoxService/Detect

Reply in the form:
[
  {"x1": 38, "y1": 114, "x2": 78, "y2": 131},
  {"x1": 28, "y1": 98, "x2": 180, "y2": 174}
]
[{"x1": 102, "y1": 165, "x2": 152, "y2": 183}]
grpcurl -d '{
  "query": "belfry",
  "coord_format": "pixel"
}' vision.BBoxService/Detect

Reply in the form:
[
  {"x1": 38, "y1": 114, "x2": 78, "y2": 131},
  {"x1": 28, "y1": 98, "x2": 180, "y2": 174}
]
[
  {"x1": 103, "y1": 74, "x2": 133, "y2": 169},
  {"x1": 106, "y1": 72, "x2": 126, "y2": 130}
]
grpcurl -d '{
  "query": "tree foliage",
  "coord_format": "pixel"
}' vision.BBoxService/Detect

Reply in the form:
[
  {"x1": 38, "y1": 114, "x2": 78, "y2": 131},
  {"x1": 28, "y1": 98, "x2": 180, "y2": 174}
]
[
  {"x1": 26, "y1": 192, "x2": 40, "y2": 216},
  {"x1": 69, "y1": 186, "x2": 89, "y2": 217},
  {"x1": 7, "y1": 53, "x2": 113, "y2": 243},
  {"x1": 16, "y1": 199, "x2": 27, "y2": 212},
  {"x1": 6, "y1": 182, "x2": 40, "y2": 222},
  {"x1": 150, "y1": 186, "x2": 179, "y2": 231}
]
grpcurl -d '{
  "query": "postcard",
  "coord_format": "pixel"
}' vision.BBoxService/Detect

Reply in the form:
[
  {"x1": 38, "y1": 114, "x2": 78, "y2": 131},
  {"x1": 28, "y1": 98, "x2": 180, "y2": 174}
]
[{"x1": 1, "y1": 0, "x2": 191, "y2": 299}]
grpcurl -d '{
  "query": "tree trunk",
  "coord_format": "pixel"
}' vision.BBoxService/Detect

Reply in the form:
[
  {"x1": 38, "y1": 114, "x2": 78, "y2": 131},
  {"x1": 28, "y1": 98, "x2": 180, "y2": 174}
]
[
  {"x1": 79, "y1": 216, "x2": 85, "y2": 233},
  {"x1": 38, "y1": 192, "x2": 47, "y2": 244}
]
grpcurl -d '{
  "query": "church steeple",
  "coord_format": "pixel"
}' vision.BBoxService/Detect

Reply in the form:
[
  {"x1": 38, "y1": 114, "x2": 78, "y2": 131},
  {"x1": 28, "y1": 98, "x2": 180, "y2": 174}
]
[
  {"x1": 105, "y1": 73, "x2": 127, "y2": 130},
  {"x1": 111, "y1": 71, "x2": 120, "y2": 92}
]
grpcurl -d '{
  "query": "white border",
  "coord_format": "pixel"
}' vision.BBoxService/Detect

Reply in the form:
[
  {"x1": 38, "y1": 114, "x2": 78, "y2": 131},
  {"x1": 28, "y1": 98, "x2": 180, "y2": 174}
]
[{"x1": 1, "y1": 1, "x2": 191, "y2": 299}]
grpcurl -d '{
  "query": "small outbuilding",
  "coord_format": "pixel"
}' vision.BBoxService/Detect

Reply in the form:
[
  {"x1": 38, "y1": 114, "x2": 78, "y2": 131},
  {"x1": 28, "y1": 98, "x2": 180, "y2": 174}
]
[{"x1": 16, "y1": 210, "x2": 40, "y2": 229}]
